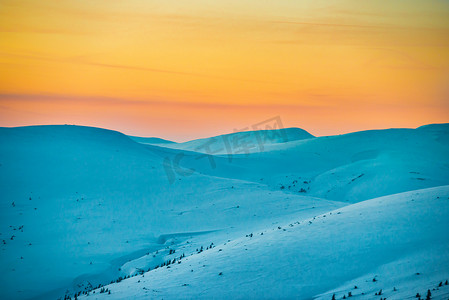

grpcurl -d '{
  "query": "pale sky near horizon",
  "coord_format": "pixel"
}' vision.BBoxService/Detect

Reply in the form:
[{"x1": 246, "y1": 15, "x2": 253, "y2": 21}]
[{"x1": 1, "y1": 0, "x2": 448, "y2": 141}]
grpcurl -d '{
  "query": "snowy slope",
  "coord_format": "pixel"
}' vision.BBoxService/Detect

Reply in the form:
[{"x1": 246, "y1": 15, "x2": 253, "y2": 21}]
[
  {"x1": 0, "y1": 125, "x2": 340, "y2": 300},
  {"x1": 1, "y1": 124, "x2": 448, "y2": 300},
  {"x1": 128, "y1": 136, "x2": 175, "y2": 145},
  {"x1": 162, "y1": 127, "x2": 314, "y2": 154},
  {"x1": 81, "y1": 186, "x2": 449, "y2": 300},
  {"x1": 166, "y1": 124, "x2": 449, "y2": 203}
]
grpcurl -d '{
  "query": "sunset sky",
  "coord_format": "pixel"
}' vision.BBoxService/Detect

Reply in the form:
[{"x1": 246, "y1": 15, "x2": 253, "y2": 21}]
[{"x1": 1, "y1": 0, "x2": 448, "y2": 141}]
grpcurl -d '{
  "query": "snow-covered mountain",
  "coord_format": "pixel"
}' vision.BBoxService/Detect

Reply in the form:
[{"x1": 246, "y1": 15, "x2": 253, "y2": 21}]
[
  {"x1": 163, "y1": 124, "x2": 449, "y2": 202},
  {"x1": 1, "y1": 124, "x2": 448, "y2": 300},
  {"x1": 128, "y1": 136, "x2": 175, "y2": 145},
  {"x1": 160, "y1": 127, "x2": 314, "y2": 154}
]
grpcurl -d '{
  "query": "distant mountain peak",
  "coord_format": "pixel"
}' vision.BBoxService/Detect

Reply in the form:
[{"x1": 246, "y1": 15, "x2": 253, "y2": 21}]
[
  {"x1": 156, "y1": 127, "x2": 314, "y2": 154},
  {"x1": 128, "y1": 136, "x2": 176, "y2": 145}
]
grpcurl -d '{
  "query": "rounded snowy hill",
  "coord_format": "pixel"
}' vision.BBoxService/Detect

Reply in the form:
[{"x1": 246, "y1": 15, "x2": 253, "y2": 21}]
[
  {"x1": 160, "y1": 127, "x2": 314, "y2": 154},
  {"x1": 169, "y1": 124, "x2": 449, "y2": 203},
  {"x1": 128, "y1": 136, "x2": 175, "y2": 145}
]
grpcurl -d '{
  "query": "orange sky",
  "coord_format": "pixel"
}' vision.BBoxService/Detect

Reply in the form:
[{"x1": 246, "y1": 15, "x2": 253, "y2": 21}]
[{"x1": 1, "y1": 0, "x2": 448, "y2": 141}]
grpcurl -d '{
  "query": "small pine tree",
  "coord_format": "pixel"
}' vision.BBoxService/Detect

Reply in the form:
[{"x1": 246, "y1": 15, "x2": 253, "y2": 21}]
[
  {"x1": 426, "y1": 289, "x2": 431, "y2": 300},
  {"x1": 416, "y1": 292, "x2": 421, "y2": 298},
  {"x1": 331, "y1": 294, "x2": 336, "y2": 300},
  {"x1": 439, "y1": 282, "x2": 443, "y2": 287},
  {"x1": 348, "y1": 291, "x2": 352, "y2": 297},
  {"x1": 445, "y1": 280, "x2": 448, "y2": 285}
]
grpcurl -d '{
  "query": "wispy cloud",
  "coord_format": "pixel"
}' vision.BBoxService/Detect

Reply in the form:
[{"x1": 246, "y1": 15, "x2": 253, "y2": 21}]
[
  {"x1": 362, "y1": 47, "x2": 446, "y2": 70},
  {"x1": 0, "y1": 51, "x2": 276, "y2": 84},
  {"x1": 0, "y1": 93, "x2": 328, "y2": 111},
  {"x1": 270, "y1": 20, "x2": 386, "y2": 30}
]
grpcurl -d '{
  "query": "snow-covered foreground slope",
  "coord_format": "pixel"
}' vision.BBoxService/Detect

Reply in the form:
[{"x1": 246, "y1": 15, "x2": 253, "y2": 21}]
[
  {"x1": 81, "y1": 186, "x2": 449, "y2": 300},
  {"x1": 0, "y1": 125, "x2": 340, "y2": 300},
  {"x1": 1, "y1": 124, "x2": 448, "y2": 300}
]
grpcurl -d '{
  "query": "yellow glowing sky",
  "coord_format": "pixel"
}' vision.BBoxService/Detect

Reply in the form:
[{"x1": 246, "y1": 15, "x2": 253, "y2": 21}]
[{"x1": 1, "y1": 0, "x2": 448, "y2": 141}]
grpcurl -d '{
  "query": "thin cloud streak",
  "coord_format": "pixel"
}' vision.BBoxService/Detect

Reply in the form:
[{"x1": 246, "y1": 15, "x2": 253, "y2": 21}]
[
  {"x1": 271, "y1": 20, "x2": 386, "y2": 29},
  {"x1": 0, "y1": 52, "x2": 277, "y2": 85},
  {"x1": 0, "y1": 93, "x2": 330, "y2": 111},
  {"x1": 270, "y1": 19, "x2": 449, "y2": 33}
]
